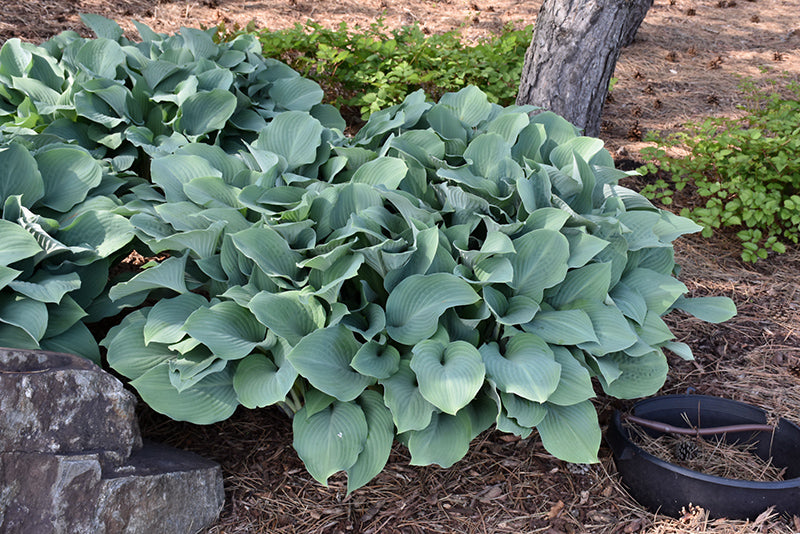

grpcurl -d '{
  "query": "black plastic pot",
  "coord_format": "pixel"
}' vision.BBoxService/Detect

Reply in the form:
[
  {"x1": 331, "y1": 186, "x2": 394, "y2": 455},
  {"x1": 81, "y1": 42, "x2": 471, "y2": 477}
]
[{"x1": 606, "y1": 394, "x2": 800, "y2": 519}]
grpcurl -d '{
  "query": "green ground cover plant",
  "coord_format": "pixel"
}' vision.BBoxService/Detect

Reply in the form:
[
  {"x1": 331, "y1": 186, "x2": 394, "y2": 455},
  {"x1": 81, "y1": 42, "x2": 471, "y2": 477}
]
[
  {"x1": 639, "y1": 79, "x2": 800, "y2": 262},
  {"x1": 218, "y1": 19, "x2": 532, "y2": 119},
  {"x1": 0, "y1": 17, "x2": 735, "y2": 492}
]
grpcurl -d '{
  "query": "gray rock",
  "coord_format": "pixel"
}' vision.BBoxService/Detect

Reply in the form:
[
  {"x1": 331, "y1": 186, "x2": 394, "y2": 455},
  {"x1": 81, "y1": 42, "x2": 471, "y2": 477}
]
[
  {"x1": 0, "y1": 349, "x2": 141, "y2": 465},
  {"x1": 0, "y1": 349, "x2": 224, "y2": 534}
]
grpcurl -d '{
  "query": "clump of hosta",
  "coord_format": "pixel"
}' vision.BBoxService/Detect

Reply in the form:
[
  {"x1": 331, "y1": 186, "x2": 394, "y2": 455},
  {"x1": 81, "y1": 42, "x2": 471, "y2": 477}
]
[
  {"x1": 0, "y1": 15, "x2": 344, "y2": 168},
  {"x1": 0, "y1": 134, "x2": 136, "y2": 362},
  {"x1": 102, "y1": 86, "x2": 735, "y2": 492}
]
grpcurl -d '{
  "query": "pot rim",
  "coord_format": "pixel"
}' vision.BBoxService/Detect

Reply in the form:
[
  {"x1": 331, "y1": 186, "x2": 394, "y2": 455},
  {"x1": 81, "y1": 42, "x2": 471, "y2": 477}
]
[{"x1": 614, "y1": 394, "x2": 800, "y2": 490}]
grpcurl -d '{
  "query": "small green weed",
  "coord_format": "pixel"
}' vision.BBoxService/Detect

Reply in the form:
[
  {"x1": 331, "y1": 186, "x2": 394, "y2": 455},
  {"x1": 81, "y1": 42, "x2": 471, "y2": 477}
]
[
  {"x1": 639, "y1": 79, "x2": 800, "y2": 262},
  {"x1": 216, "y1": 19, "x2": 532, "y2": 120}
]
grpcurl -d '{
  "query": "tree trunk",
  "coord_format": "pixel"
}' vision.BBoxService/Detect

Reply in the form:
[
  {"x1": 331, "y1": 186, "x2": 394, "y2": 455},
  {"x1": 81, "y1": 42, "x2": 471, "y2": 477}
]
[{"x1": 516, "y1": 0, "x2": 654, "y2": 137}]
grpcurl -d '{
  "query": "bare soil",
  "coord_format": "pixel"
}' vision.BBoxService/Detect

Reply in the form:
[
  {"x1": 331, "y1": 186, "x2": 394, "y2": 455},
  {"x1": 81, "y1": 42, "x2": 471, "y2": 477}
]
[{"x1": 3, "y1": 1, "x2": 800, "y2": 532}]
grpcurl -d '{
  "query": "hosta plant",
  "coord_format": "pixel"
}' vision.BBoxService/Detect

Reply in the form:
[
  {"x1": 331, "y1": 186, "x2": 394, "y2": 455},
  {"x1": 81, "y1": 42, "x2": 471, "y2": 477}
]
[
  {"x1": 101, "y1": 86, "x2": 736, "y2": 492},
  {"x1": 0, "y1": 134, "x2": 136, "y2": 362}
]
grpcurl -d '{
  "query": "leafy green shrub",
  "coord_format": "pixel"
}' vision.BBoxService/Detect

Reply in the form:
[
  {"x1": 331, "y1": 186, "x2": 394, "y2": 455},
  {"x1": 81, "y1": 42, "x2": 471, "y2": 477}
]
[
  {"x1": 0, "y1": 134, "x2": 135, "y2": 362},
  {"x1": 638, "y1": 80, "x2": 800, "y2": 262},
  {"x1": 0, "y1": 15, "x2": 344, "y2": 167},
  {"x1": 218, "y1": 19, "x2": 532, "y2": 118},
  {"x1": 101, "y1": 86, "x2": 735, "y2": 491},
  {"x1": 0, "y1": 15, "x2": 340, "y2": 361},
  {"x1": 1, "y1": 19, "x2": 735, "y2": 493}
]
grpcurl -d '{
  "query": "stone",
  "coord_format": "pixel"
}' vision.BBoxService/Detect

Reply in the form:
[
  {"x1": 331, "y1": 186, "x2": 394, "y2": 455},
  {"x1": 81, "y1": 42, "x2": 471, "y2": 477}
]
[
  {"x1": 0, "y1": 348, "x2": 141, "y2": 466},
  {"x1": 0, "y1": 349, "x2": 224, "y2": 533}
]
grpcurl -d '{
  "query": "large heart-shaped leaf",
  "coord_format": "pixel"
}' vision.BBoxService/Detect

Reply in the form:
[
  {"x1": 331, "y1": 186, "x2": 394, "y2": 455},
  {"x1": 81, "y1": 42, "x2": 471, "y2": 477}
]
[
  {"x1": 0, "y1": 220, "x2": 43, "y2": 265},
  {"x1": 536, "y1": 400, "x2": 600, "y2": 464},
  {"x1": 143, "y1": 293, "x2": 209, "y2": 345},
  {"x1": 233, "y1": 352, "x2": 298, "y2": 409},
  {"x1": 293, "y1": 399, "x2": 368, "y2": 485},
  {"x1": 510, "y1": 229, "x2": 570, "y2": 301},
  {"x1": 385, "y1": 273, "x2": 480, "y2": 346},
  {"x1": 183, "y1": 301, "x2": 266, "y2": 360},
  {"x1": 130, "y1": 362, "x2": 238, "y2": 424},
  {"x1": 406, "y1": 410, "x2": 473, "y2": 468},
  {"x1": 36, "y1": 145, "x2": 103, "y2": 212},
  {"x1": 248, "y1": 290, "x2": 326, "y2": 346},
  {"x1": 286, "y1": 325, "x2": 374, "y2": 402},
  {"x1": 255, "y1": 111, "x2": 324, "y2": 171},
  {"x1": 479, "y1": 333, "x2": 561, "y2": 403},
  {"x1": 410, "y1": 340, "x2": 485, "y2": 415},
  {"x1": 0, "y1": 143, "x2": 44, "y2": 207},
  {"x1": 178, "y1": 89, "x2": 237, "y2": 136},
  {"x1": 379, "y1": 359, "x2": 436, "y2": 433},
  {"x1": 346, "y1": 390, "x2": 394, "y2": 494}
]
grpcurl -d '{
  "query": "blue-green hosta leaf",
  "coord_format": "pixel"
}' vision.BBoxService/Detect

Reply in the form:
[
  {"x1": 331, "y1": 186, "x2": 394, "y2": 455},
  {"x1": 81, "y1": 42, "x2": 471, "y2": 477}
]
[
  {"x1": 0, "y1": 324, "x2": 39, "y2": 350},
  {"x1": 471, "y1": 256, "x2": 514, "y2": 284},
  {"x1": 57, "y1": 210, "x2": 133, "y2": 259},
  {"x1": 340, "y1": 302, "x2": 385, "y2": 341},
  {"x1": 177, "y1": 89, "x2": 237, "y2": 137},
  {"x1": 522, "y1": 309, "x2": 598, "y2": 345},
  {"x1": 108, "y1": 255, "x2": 189, "y2": 301},
  {"x1": 598, "y1": 350, "x2": 668, "y2": 399},
  {"x1": 293, "y1": 399, "x2": 368, "y2": 486},
  {"x1": 346, "y1": 390, "x2": 394, "y2": 494},
  {"x1": 80, "y1": 14, "x2": 124, "y2": 41},
  {"x1": 168, "y1": 351, "x2": 227, "y2": 393},
  {"x1": 151, "y1": 222, "x2": 226, "y2": 259},
  {"x1": 547, "y1": 346, "x2": 595, "y2": 406},
  {"x1": 35, "y1": 145, "x2": 102, "y2": 212},
  {"x1": 618, "y1": 211, "x2": 671, "y2": 251},
  {"x1": 0, "y1": 295, "x2": 47, "y2": 342},
  {"x1": 575, "y1": 300, "x2": 639, "y2": 356},
  {"x1": 0, "y1": 219, "x2": 43, "y2": 265},
  {"x1": 0, "y1": 143, "x2": 44, "y2": 208},
  {"x1": 230, "y1": 226, "x2": 301, "y2": 282},
  {"x1": 479, "y1": 334, "x2": 560, "y2": 403},
  {"x1": 350, "y1": 341, "x2": 400, "y2": 380},
  {"x1": 183, "y1": 176, "x2": 241, "y2": 208},
  {"x1": 500, "y1": 391, "x2": 547, "y2": 427},
  {"x1": 44, "y1": 295, "x2": 86, "y2": 338},
  {"x1": 483, "y1": 287, "x2": 540, "y2": 326},
  {"x1": 487, "y1": 111, "x2": 530, "y2": 145},
  {"x1": 545, "y1": 262, "x2": 612, "y2": 309},
  {"x1": 8, "y1": 272, "x2": 81, "y2": 304},
  {"x1": 255, "y1": 111, "x2": 324, "y2": 171},
  {"x1": 438, "y1": 85, "x2": 493, "y2": 128},
  {"x1": 0, "y1": 265, "x2": 21, "y2": 291},
  {"x1": 270, "y1": 76, "x2": 324, "y2": 111},
  {"x1": 609, "y1": 282, "x2": 648, "y2": 325},
  {"x1": 183, "y1": 301, "x2": 266, "y2": 360},
  {"x1": 286, "y1": 325, "x2": 374, "y2": 402},
  {"x1": 536, "y1": 400, "x2": 600, "y2": 464},
  {"x1": 510, "y1": 229, "x2": 570, "y2": 301},
  {"x1": 670, "y1": 295, "x2": 736, "y2": 323},
  {"x1": 653, "y1": 210, "x2": 703, "y2": 242},
  {"x1": 0, "y1": 38, "x2": 33, "y2": 77},
  {"x1": 635, "y1": 311, "x2": 675, "y2": 346},
  {"x1": 130, "y1": 362, "x2": 238, "y2": 424},
  {"x1": 549, "y1": 137, "x2": 608, "y2": 169},
  {"x1": 248, "y1": 290, "x2": 326, "y2": 346},
  {"x1": 622, "y1": 267, "x2": 688, "y2": 315},
  {"x1": 143, "y1": 293, "x2": 209, "y2": 345},
  {"x1": 40, "y1": 321, "x2": 101, "y2": 364},
  {"x1": 103, "y1": 309, "x2": 177, "y2": 379},
  {"x1": 76, "y1": 38, "x2": 126, "y2": 79},
  {"x1": 150, "y1": 154, "x2": 223, "y2": 203},
  {"x1": 383, "y1": 227, "x2": 439, "y2": 292},
  {"x1": 663, "y1": 341, "x2": 694, "y2": 361},
  {"x1": 410, "y1": 340, "x2": 485, "y2": 415},
  {"x1": 350, "y1": 157, "x2": 408, "y2": 190},
  {"x1": 233, "y1": 352, "x2": 298, "y2": 409},
  {"x1": 379, "y1": 359, "x2": 436, "y2": 433},
  {"x1": 385, "y1": 273, "x2": 480, "y2": 346},
  {"x1": 407, "y1": 410, "x2": 473, "y2": 468},
  {"x1": 564, "y1": 231, "x2": 609, "y2": 269}
]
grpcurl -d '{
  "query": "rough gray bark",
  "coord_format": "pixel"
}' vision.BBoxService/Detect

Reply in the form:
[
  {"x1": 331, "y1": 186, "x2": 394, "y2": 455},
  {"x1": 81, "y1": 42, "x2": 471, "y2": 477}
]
[{"x1": 516, "y1": 0, "x2": 654, "y2": 137}]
